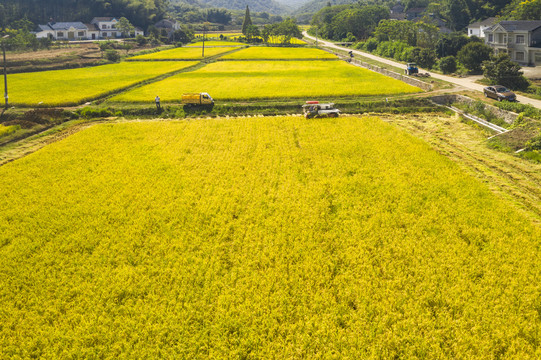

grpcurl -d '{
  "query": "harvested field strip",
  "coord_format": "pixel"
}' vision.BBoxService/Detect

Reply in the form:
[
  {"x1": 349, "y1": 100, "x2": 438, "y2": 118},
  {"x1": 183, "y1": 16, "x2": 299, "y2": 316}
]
[
  {"x1": 3, "y1": 61, "x2": 199, "y2": 107},
  {"x1": 384, "y1": 114, "x2": 541, "y2": 221},
  {"x1": 111, "y1": 60, "x2": 421, "y2": 102}
]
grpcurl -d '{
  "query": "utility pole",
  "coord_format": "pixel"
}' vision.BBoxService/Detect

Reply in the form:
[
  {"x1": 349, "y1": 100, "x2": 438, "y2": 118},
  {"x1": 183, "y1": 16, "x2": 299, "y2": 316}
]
[
  {"x1": 202, "y1": 23, "x2": 208, "y2": 58},
  {"x1": 2, "y1": 35, "x2": 9, "y2": 110}
]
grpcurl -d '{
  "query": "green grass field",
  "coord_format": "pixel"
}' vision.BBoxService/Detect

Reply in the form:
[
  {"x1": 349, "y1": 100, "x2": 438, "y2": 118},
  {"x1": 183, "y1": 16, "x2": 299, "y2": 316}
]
[
  {"x1": 128, "y1": 46, "x2": 242, "y2": 60},
  {"x1": 2, "y1": 61, "x2": 198, "y2": 106},
  {"x1": 220, "y1": 46, "x2": 336, "y2": 60},
  {"x1": 1, "y1": 116, "x2": 540, "y2": 358},
  {"x1": 186, "y1": 40, "x2": 246, "y2": 47},
  {"x1": 111, "y1": 60, "x2": 420, "y2": 102}
]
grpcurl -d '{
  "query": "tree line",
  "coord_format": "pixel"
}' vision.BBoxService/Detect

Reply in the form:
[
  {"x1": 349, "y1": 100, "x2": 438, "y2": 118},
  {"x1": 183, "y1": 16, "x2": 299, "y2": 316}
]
[{"x1": 0, "y1": 0, "x2": 169, "y2": 30}]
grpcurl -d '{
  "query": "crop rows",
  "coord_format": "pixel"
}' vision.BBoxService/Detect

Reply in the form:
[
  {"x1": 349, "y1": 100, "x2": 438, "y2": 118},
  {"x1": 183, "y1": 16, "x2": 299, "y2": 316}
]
[
  {"x1": 219, "y1": 46, "x2": 337, "y2": 60},
  {"x1": 127, "y1": 46, "x2": 242, "y2": 60},
  {"x1": 0, "y1": 116, "x2": 540, "y2": 358},
  {"x1": 111, "y1": 60, "x2": 420, "y2": 102},
  {"x1": 3, "y1": 61, "x2": 198, "y2": 106},
  {"x1": 186, "y1": 40, "x2": 246, "y2": 47}
]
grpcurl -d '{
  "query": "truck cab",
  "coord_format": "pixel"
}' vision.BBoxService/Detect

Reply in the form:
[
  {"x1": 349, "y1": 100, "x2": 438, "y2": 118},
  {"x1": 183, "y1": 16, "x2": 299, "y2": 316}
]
[
  {"x1": 181, "y1": 92, "x2": 214, "y2": 110},
  {"x1": 200, "y1": 92, "x2": 213, "y2": 105}
]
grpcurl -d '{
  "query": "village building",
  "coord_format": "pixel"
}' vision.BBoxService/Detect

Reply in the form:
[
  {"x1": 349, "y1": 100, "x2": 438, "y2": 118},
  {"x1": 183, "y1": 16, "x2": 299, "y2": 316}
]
[
  {"x1": 154, "y1": 19, "x2": 181, "y2": 39},
  {"x1": 484, "y1": 20, "x2": 541, "y2": 66},
  {"x1": 467, "y1": 17, "x2": 498, "y2": 38},
  {"x1": 34, "y1": 17, "x2": 143, "y2": 40}
]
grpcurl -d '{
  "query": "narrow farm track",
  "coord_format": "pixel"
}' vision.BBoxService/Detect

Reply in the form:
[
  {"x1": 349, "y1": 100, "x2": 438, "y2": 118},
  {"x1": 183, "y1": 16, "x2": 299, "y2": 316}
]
[
  {"x1": 382, "y1": 114, "x2": 541, "y2": 222},
  {"x1": 0, "y1": 121, "x2": 102, "y2": 166}
]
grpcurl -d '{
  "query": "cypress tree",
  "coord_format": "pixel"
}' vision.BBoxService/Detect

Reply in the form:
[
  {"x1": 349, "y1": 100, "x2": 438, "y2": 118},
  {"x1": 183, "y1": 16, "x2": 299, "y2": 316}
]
[{"x1": 242, "y1": 5, "x2": 252, "y2": 35}]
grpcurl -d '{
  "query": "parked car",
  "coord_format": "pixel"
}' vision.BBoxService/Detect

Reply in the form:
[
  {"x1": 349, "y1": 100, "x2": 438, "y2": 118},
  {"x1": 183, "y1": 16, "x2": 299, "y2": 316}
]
[{"x1": 483, "y1": 85, "x2": 517, "y2": 102}]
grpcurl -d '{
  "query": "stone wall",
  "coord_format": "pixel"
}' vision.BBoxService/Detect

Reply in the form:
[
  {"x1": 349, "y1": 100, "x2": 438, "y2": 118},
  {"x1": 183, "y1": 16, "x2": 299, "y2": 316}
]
[
  {"x1": 430, "y1": 94, "x2": 519, "y2": 124},
  {"x1": 321, "y1": 48, "x2": 433, "y2": 91}
]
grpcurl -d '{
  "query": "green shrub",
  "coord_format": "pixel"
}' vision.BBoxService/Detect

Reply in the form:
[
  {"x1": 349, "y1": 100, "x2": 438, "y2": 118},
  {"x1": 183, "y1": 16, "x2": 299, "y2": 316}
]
[
  {"x1": 526, "y1": 133, "x2": 541, "y2": 150},
  {"x1": 361, "y1": 38, "x2": 378, "y2": 52},
  {"x1": 104, "y1": 50, "x2": 121, "y2": 62},
  {"x1": 439, "y1": 56, "x2": 457, "y2": 74},
  {"x1": 78, "y1": 108, "x2": 114, "y2": 118}
]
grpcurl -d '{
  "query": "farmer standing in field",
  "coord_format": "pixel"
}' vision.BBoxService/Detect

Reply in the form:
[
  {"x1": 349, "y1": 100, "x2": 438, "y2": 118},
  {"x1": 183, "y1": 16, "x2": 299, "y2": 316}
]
[{"x1": 155, "y1": 95, "x2": 161, "y2": 111}]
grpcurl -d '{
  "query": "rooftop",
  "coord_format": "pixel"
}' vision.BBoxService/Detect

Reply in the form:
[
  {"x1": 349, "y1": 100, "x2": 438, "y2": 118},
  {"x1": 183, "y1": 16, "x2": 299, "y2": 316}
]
[{"x1": 487, "y1": 20, "x2": 541, "y2": 32}]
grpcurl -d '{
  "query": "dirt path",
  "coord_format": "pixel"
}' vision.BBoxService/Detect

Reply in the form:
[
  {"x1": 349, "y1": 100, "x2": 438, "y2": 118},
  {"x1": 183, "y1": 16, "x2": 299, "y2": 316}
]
[{"x1": 381, "y1": 113, "x2": 541, "y2": 223}]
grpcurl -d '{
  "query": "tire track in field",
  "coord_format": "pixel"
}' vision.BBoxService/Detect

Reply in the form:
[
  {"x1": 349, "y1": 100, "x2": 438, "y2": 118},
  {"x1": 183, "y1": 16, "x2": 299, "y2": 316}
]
[
  {"x1": 383, "y1": 115, "x2": 541, "y2": 222},
  {"x1": 0, "y1": 121, "x2": 101, "y2": 166}
]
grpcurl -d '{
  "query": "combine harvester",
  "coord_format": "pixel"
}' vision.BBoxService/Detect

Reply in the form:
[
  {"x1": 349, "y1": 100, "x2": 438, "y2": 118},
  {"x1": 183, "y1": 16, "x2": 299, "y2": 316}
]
[{"x1": 302, "y1": 101, "x2": 341, "y2": 118}]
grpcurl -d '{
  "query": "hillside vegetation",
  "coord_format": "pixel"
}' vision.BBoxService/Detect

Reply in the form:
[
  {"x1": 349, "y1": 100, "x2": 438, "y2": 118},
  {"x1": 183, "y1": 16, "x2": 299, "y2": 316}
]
[
  {"x1": 0, "y1": 0, "x2": 168, "y2": 29},
  {"x1": 1, "y1": 116, "x2": 540, "y2": 358}
]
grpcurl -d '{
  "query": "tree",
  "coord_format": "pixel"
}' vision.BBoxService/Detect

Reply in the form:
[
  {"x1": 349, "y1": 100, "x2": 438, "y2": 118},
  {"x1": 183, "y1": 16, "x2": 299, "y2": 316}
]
[
  {"x1": 104, "y1": 49, "x2": 120, "y2": 62},
  {"x1": 482, "y1": 53, "x2": 530, "y2": 90},
  {"x1": 439, "y1": 56, "x2": 457, "y2": 74},
  {"x1": 241, "y1": 5, "x2": 252, "y2": 35},
  {"x1": 441, "y1": 0, "x2": 471, "y2": 30},
  {"x1": 416, "y1": 48, "x2": 436, "y2": 68},
  {"x1": 435, "y1": 32, "x2": 470, "y2": 58},
  {"x1": 206, "y1": 9, "x2": 231, "y2": 25},
  {"x1": 245, "y1": 25, "x2": 260, "y2": 42},
  {"x1": 117, "y1": 17, "x2": 134, "y2": 38},
  {"x1": 173, "y1": 27, "x2": 194, "y2": 44},
  {"x1": 457, "y1": 42, "x2": 493, "y2": 73},
  {"x1": 374, "y1": 20, "x2": 417, "y2": 46},
  {"x1": 508, "y1": 0, "x2": 541, "y2": 20}
]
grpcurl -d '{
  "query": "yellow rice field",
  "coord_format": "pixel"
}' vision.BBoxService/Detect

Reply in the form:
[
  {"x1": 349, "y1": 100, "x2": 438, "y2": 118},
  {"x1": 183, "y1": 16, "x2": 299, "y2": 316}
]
[
  {"x1": 1, "y1": 116, "x2": 540, "y2": 358},
  {"x1": 111, "y1": 60, "x2": 420, "y2": 102}
]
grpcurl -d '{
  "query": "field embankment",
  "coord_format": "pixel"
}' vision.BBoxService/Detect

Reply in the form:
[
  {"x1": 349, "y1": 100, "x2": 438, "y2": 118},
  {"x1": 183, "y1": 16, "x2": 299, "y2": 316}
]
[{"x1": 0, "y1": 116, "x2": 540, "y2": 358}]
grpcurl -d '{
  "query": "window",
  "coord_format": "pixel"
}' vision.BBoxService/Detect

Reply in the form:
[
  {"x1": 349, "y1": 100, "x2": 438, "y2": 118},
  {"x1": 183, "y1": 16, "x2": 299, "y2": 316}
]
[
  {"x1": 103, "y1": 32, "x2": 108, "y2": 37},
  {"x1": 469, "y1": 29, "x2": 473, "y2": 35},
  {"x1": 516, "y1": 51, "x2": 525, "y2": 61},
  {"x1": 78, "y1": 31, "x2": 84, "y2": 36},
  {"x1": 488, "y1": 34, "x2": 493, "y2": 42},
  {"x1": 57, "y1": 31, "x2": 64, "y2": 37},
  {"x1": 102, "y1": 24, "x2": 107, "y2": 29},
  {"x1": 516, "y1": 35, "x2": 525, "y2": 44}
]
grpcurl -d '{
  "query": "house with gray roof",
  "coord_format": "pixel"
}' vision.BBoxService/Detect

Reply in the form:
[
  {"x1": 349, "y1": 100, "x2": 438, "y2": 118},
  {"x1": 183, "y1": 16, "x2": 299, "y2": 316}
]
[
  {"x1": 35, "y1": 22, "x2": 89, "y2": 40},
  {"x1": 34, "y1": 18, "x2": 143, "y2": 41},
  {"x1": 467, "y1": 17, "x2": 498, "y2": 38},
  {"x1": 484, "y1": 20, "x2": 541, "y2": 65}
]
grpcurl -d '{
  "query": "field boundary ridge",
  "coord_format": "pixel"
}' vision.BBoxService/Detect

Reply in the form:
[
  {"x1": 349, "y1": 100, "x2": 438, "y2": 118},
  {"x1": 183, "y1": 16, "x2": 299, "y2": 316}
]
[{"x1": 431, "y1": 94, "x2": 520, "y2": 124}]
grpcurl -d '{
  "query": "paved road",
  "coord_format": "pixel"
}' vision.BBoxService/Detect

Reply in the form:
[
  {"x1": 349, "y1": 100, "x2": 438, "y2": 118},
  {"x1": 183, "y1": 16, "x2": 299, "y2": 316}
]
[{"x1": 303, "y1": 32, "x2": 541, "y2": 109}]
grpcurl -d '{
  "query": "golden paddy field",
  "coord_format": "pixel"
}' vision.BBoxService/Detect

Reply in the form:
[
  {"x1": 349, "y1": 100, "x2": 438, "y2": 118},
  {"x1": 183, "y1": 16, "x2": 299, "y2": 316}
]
[
  {"x1": 0, "y1": 116, "x2": 540, "y2": 358},
  {"x1": 111, "y1": 60, "x2": 420, "y2": 102}
]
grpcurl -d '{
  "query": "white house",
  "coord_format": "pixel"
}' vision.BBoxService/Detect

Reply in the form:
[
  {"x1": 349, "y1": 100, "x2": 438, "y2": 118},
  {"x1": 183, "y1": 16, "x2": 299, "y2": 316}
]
[
  {"x1": 91, "y1": 17, "x2": 122, "y2": 38},
  {"x1": 467, "y1": 17, "x2": 498, "y2": 38},
  {"x1": 35, "y1": 22, "x2": 89, "y2": 40},
  {"x1": 484, "y1": 20, "x2": 541, "y2": 65},
  {"x1": 34, "y1": 17, "x2": 144, "y2": 40}
]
